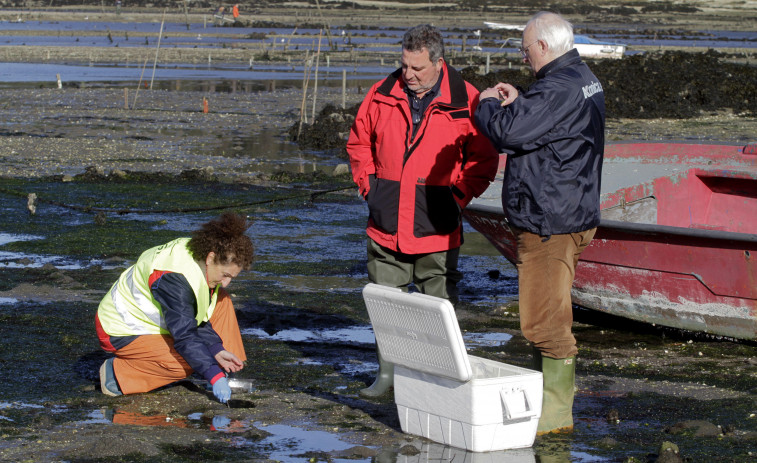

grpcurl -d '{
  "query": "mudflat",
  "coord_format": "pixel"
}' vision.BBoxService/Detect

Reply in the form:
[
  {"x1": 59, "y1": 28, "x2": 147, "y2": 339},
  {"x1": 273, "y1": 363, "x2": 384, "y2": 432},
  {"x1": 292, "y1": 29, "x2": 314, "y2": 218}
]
[{"x1": 0, "y1": 2, "x2": 756, "y2": 462}]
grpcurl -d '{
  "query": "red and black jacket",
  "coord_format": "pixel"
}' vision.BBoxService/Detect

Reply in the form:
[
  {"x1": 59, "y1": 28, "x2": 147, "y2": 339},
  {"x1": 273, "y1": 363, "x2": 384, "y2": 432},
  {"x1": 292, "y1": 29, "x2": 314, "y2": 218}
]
[{"x1": 347, "y1": 61, "x2": 499, "y2": 255}]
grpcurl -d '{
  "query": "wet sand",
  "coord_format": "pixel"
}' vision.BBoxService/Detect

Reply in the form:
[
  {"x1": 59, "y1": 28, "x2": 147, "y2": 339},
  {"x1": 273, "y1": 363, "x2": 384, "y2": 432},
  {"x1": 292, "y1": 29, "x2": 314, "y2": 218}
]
[{"x1": 0, "y1": 3, "x2": 756, "y2": 462}]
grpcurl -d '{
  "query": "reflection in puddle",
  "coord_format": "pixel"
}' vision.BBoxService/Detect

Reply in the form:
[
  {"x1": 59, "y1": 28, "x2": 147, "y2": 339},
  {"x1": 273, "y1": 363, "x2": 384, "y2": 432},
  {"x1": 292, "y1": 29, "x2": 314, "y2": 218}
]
[
  {"x1": 398, "y1": 440, "x2": 609, "y2": 463},
  {"x1": 253, "y1": 422, "x2": 372, "y2": 463},
  {"x1": 0, "y1": 297, "x2": 18, "y2": 305},
  {"x1": 78, "y1": 409, "x2": 118, "y2": 425},
  {"x1": 85, "y1": 409, "x2": 191, "y2": 428},
  {"x1": 399, "y1": 441, "x2": 536, "y2": 463},
  {"x1": 94, "y1": 408, "x2": 373, "y2": 462}
]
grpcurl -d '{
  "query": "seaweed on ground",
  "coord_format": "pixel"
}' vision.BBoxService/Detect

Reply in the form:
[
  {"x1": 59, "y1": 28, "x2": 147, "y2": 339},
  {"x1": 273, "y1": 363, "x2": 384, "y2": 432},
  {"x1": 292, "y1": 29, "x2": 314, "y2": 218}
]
[
  {"x1": 292, "y1": 51, "x2": 757, "y2": 152},
  {"x1": 288, "y1": 103, "x2": 359, "y2": 152}
]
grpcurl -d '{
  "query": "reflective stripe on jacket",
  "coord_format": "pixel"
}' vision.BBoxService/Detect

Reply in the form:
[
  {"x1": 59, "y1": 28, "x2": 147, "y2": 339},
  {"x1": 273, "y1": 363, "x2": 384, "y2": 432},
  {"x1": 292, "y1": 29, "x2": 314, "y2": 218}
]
[
  {"x1": 347, "y1": 62, "x2": 499, "y2": 254},
  {"x1": 475, "y1": 49, "x2": 605, "y2": 237},
  {"x1": 98, "y1": 238, "x2": 218, "y2": 336}
]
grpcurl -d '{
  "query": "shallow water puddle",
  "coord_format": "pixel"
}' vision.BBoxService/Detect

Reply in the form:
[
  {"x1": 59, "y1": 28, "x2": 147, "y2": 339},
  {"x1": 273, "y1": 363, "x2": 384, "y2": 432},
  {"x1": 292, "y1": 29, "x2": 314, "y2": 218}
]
[
  {"x1": 399, "y1": 441, "x2": 537, "y2": 463},
  {"x1": 242, "y1": 325, "x2": 512, "y2": 348},
  {"x1": 89, "y1": 408, "x2": 373, "y2": 462},
  {"x1": 242, "y1": 325, "x2": 375, "y2": 344},
  {"x1": 0, "y1": 233, "x2": 43, "y2": 246},
  {"x1": 398, "y1": 438, "x2": 615, "y2": 463},
  {"x1": 0, "y1": 232, "x2": 112, "y2": 269},
  {"x1": 0, "y1": 250, "x2": 108, "y2": 269},
  {"x1": 0, "y1": 401, "x2": 45, "y2": 411},
  {"x1": 77, "y1": 409, "x2": 118, "y2": 425},
  {"x1": 251, "y1": 422, "x2": 373, "y2": 463},
  {"x1": 0, "y1": 401, "x2": 66, "y2": 422},
  {"x1": 464, "y1": 331, "x2": 513, "y2": 347}
]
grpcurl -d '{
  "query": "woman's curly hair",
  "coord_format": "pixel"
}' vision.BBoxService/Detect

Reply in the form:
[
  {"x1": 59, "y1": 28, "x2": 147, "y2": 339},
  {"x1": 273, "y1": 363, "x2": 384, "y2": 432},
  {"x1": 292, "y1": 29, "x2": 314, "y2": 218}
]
[{"x1": 188, "y1": 213, "x2": 254, "y2": 270}]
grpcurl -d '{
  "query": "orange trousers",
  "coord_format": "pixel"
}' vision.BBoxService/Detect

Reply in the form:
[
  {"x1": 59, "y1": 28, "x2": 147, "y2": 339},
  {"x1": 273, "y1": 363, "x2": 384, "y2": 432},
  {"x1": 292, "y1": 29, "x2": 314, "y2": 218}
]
[
  {"x1": 111, "y1": 289, "x2": 247, "y2": 395},
  {"x1": 515, "y1": 228, "x2": 596, "y2": 359}
]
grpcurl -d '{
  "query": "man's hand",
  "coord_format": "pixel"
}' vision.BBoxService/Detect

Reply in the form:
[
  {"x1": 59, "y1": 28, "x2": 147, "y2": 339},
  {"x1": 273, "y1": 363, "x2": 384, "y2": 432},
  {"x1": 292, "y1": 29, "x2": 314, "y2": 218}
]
[
  {"x1": 480, "y1": 82, "x2": 519, "y2": 107},
  {"x1": 215, "y1": 350, "x2": 244, "y2": 373}
]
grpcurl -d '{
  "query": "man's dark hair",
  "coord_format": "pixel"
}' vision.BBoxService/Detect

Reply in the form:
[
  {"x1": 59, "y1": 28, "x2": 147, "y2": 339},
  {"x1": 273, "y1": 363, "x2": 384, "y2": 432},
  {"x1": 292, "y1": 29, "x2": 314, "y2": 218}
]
[{"x1": 402, "y1": 24, "x2": 445, "y2": 62}]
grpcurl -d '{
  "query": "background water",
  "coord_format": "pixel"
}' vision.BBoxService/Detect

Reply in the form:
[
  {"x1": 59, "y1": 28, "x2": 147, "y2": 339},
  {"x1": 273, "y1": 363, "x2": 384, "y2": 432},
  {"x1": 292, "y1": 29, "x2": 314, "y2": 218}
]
[{"x1": 1, "y1": 18, "x2": 754, "y2": 84}]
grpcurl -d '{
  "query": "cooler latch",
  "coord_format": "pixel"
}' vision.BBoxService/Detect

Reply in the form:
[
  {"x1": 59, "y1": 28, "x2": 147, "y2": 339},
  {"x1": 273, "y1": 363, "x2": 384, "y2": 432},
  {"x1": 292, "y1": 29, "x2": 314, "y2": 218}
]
[{"x1": 500, "y1": 387, "x2": 537, "y2": 420}]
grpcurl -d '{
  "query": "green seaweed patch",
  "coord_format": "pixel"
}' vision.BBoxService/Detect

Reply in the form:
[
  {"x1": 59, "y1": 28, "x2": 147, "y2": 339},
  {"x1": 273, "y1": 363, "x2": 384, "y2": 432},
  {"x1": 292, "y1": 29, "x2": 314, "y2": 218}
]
[
  {"x1": 254, "y1": 258, "x2": 360, "y2": 277},
  {"x1": 594, "y1": 392, "x2": 757, "y2": 460},
  {"x1": 243, "y1": 281, "x2": 368, "y2": 321},
  {"x1": 2, "y1": 216, "x2": 180, "y2": 260},
  {"x1": 0, "y1": 301, "x2": 100, "y2": 403},
  {"x1": 3, "y1": 176, "x2": 289, "y2": 219},
  {"x1": 268, "y1": 169, "x2": 354, "y2": 187},
  {"x1": 241, "y1": 339, "x2": 340, "y2": 392},
  {"x1": 158, "y1": 441, "x2": 233, "y2": 461}
]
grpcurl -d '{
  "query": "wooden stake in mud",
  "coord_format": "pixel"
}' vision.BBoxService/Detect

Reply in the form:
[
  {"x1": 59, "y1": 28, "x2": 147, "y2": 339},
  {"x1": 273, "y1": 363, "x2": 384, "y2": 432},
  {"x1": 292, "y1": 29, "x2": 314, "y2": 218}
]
[
  {"x1": 182, "y1": 0, "x2": 190, "y2": 30},
  {"x1": 149, "y1": 9, "x2": 167, "y2": 91},
  {"x1": 297, "y1": 50, "x2": 312, "y2": 139},
  {"x1": 311, "y1": 30, "x2": 323, "y2": 122},
  {"x1": 124, "y1": 88, "x2": 129, "y2": 109},
  {"x1": 132, "y1": 55, "x2": 150, "y2": 110},
  {"x1": 312, "y1": 0, "x2": 335, "y2": 50},
  {"x1": 203, "y1": 97, "x2": 209, "y2": 113},
  {"x1": 342, "y1": 69, "x2": 346, "y2": 109},
  {"x1": 285, "y1": 26, "x2": 298, "y2": 52}
]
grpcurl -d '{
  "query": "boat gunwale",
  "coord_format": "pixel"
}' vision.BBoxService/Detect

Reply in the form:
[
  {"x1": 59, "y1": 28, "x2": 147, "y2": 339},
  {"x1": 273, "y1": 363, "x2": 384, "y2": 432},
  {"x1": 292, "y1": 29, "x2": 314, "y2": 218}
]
[{"x1": 463, "y1": 204, "x2": 757, "y2": 244}]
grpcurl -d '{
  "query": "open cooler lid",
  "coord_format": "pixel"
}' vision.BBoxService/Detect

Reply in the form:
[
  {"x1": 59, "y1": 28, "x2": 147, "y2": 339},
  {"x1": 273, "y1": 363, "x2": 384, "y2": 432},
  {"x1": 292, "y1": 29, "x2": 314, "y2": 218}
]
[{"x1": 362, "y1": 283, "x2": 472, "y2": 382}]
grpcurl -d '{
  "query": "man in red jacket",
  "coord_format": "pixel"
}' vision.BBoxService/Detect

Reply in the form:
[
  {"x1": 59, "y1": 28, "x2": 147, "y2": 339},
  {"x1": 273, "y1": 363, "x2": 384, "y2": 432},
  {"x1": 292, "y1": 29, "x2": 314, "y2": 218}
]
[{"x1": 347, "y1": 24, "x2": 499, "y2": 398}]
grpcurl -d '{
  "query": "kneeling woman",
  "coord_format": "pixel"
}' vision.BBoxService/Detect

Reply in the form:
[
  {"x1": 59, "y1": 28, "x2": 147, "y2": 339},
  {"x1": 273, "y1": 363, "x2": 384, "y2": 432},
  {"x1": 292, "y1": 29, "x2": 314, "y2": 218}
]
[{"x1": 95, "y1": 213, "x2": 254, "y2": 404}]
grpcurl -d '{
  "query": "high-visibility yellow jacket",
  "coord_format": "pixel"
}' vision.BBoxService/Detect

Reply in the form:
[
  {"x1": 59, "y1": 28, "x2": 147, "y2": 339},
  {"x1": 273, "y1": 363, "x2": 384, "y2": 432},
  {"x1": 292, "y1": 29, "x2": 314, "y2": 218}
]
[{"x1": 98, "y1": 238, "x2": 218, "y2": 336}]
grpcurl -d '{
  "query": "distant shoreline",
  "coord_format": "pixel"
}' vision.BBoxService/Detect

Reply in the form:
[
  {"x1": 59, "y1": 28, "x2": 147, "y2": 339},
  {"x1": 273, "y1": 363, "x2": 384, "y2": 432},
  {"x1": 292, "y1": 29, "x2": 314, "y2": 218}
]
[
  {"x1": 1, "y1": 2, "x2": 756, "y2": 32},
  {"x1": 1, "y1": 5, "x2": 754, "y2": 69}
]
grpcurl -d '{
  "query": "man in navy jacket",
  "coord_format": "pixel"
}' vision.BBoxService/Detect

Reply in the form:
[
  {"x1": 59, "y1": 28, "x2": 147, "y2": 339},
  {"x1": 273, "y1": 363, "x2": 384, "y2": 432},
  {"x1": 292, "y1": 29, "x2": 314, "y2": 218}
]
[{"x1": 474, "y1": 11, "x2": 605, "y2": 435}]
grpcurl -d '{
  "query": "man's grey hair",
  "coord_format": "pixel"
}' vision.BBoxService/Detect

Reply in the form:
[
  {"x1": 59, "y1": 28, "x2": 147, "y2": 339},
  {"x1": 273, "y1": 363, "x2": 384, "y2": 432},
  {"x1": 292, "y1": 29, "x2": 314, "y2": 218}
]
[
  {"x1": 402, "y1": 24, "x2": 445, "y2": 62},
  {"x1": 526, "y1": 11, "x2": 574, "y2": 56}
]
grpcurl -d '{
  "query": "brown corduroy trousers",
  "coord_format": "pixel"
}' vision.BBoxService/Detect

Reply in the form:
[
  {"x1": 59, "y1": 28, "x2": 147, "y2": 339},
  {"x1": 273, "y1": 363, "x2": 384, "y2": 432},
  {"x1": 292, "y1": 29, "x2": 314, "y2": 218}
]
[{"x1": 514, "y1": 227, "x2": 596, "y2": 359}]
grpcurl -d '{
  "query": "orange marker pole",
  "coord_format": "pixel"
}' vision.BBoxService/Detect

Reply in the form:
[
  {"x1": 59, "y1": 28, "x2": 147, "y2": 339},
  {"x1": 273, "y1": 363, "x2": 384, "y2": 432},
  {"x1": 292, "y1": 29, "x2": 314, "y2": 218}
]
[{"x1": 203, "y1": 97, "x2": 209, "y2": 113}]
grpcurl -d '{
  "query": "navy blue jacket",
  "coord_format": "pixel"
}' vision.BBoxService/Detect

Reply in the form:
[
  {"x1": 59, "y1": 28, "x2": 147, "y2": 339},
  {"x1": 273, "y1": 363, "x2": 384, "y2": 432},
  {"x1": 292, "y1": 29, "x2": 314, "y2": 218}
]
[
  {"x1": 475, "y1": 49, "x2": 605, "y2": 237},
  {"x1": 108, "y1": 272, "x2": 225, "y2": 383},
  {"x1": 151, "y1": 272, "x2": 225, "y2": 383}
]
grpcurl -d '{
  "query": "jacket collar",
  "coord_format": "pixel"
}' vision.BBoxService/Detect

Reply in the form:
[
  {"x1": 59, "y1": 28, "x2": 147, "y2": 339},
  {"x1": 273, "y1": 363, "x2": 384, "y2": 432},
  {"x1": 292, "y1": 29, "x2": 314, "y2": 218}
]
[
  {"x1": 536, "y1": 48, "x2": 582, "y2": 79},
  {"x1": 377, "y1": 60, "x2": 468, "y2": 109}
]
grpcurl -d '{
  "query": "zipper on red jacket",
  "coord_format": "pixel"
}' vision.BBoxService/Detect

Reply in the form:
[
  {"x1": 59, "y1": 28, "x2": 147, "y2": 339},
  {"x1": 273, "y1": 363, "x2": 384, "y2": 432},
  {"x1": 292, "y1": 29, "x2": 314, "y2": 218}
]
[{"x1": 403, "y1": 103, "x2": 437, "y2": 165}]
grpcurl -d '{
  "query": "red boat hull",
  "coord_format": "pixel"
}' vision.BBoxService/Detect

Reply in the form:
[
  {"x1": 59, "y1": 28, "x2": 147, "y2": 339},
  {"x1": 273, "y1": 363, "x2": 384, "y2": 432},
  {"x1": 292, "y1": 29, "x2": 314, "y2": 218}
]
[{"x1": 464, "y1": 142, "x2": 757, "y2": 340}]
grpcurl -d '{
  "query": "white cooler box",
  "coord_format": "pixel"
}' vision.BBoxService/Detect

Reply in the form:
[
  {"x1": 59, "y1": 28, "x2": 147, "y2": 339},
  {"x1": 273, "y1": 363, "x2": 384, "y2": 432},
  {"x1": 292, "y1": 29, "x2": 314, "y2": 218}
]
[{"x1": 362, "y1": 283, "x2": 543, "y2": 452}]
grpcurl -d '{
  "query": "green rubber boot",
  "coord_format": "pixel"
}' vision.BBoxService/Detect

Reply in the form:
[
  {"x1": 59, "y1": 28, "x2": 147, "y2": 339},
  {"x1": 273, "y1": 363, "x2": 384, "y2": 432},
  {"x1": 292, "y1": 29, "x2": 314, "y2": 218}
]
[
  {"x1": 360, "y1": 348, "x2": 394, "y2": 398},
  {"x1": 537, "y1": 356, "x2": 575, "y2": 435}
]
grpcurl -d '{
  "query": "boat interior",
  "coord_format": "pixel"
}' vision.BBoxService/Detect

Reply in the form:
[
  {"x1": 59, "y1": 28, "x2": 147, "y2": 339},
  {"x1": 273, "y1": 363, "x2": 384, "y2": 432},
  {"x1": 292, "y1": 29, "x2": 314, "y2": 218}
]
[{"x1": 600, "y1": 143, "x2": 757, "y2": 234}]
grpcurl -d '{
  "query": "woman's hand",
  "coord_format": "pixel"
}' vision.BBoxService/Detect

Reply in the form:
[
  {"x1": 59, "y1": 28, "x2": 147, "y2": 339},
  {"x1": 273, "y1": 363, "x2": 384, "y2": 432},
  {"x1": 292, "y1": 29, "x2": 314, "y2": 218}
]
[{"x1": 215, "y1": 350, "x2": 244, "y2": 373}]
